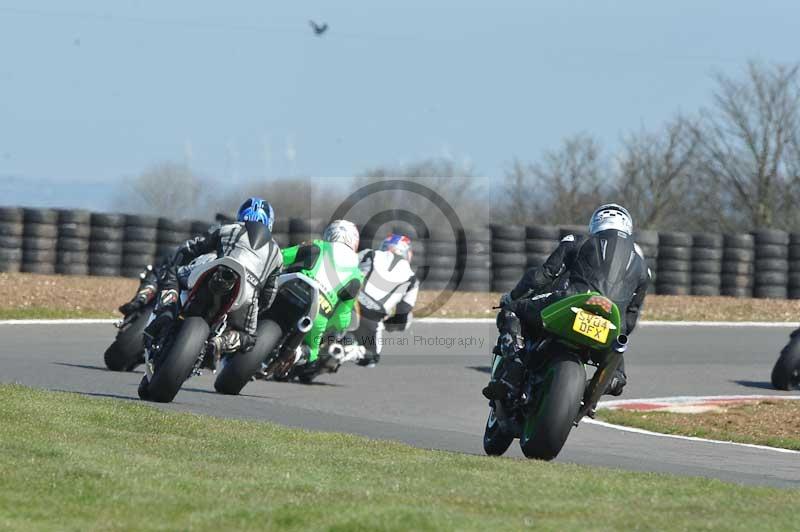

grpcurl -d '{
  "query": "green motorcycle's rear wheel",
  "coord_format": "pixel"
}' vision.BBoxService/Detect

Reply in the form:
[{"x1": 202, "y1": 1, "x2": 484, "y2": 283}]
[{"x1": 519, "y1": 353, "x2": 586, "y2": 460}]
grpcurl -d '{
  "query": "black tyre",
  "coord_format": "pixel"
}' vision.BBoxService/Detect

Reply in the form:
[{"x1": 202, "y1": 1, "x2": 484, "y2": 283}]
[
  {"x1": 492, "y1": 266, "x2": 525, "y2": 281},
  {"x1": 58, "y1": 223, "x2": 91, "y2": 239},
  {"x1": 659, "y1": 232, "x2": 692, "y2": 247},
  {"x1": 724, "y1": 234, "x2": 754, "y2": 249},
  {"x1": 753, "y1": 285, "x2": 788, "y2": 299},
  {"x1": 56, "y1": 263, "x2": 89, "y2": 276},
  {"x1": 214, "y1": 320, "x2": 283, "y2": 395},
  {"x1": 692, "y1": 260, "x2": 722, "y2": 274},
  {"x1": 104, "y1": 310, "x2": 150, "y2": 371},
  {"x1": 519, "y1": 354, "x2": 586, "y2": 460},
  {"x1": 141, "y1": 317, "x2": 209, "y2": 403},
  {"x1": 771, "y1": 333, "x2": 800, "y2": 390},
  {"x1": 123, "y1": 241, "x2": 158, "y2": 255},
  {"x1": 657, "y1": 271, "x2": 690, "y2": 285},
  {"x1": 692, "y1": 248, "x2": 722, "y2": 261},
  {"x1": 0, "y1": 223, "x2": 23, "y2": 237},
  {"x1": 89, "y1": 240, "x2": 123, "y2": 254},
  {"x1": 483, "y1": 406, "x2": 514, "y2": 456},
  {"x1": 490, "y1": 224, "x2": 525, "y2": 241},
  {"x1": 752, "y1": 229, "x2": 789, "y2": 246},
  {"x1": 124, "y1": 227, "x2": 158, "y2": 241},
  {"x1": 0, "y1": 207, "x2": 23, "y2": 223},
  {"x1": 491, "y1": 239, "x2": 525, "y2": 253},
  {"x1": 658, "y1": 246, "x2": 691, "y2": 261},
  {"x1": 57, "y1": 237, "x2": 89, "y2": 252},
  {"x1": 492, "y1": 252, "x2": 526, "y2": 267},
  {"x1": 756, "y1": 244, "x2": 788, "y2": 260},
  {"x1": 755, "y1": 258, "x2": 789, "y2": 272},
  {"x1": 525, "y1": 239, "x2": 558, "y2": 254},
  {"x1": 656, "y1": 284, "x2": 690, "y2": 295},
  {"x1": 721, "y1": 286, "x2": 752, "y2": 298},
  {"x1": 23, "y1": 208, "x2": 58, "y2": 224},
  {"x1": 91, "y1": 213, "x2": 125, "y2": 227},
  {"x1": 526, "y1": 225, "x2": 560, "y2": 240},
  {"x1": 125, "y1": 214, "x2": 159, "y2": 228},
  {"x1": 657, "y1": 259, "x2": 691, "y2": 272},
  {"x1": 723, "y1": 248, "x2": 755, "y2": 262},
  {"x1": 91, "y1": 226, "x2": 124, "y2": 241},
  {"x1": 24, "y1": 223, "x2": 58, "y2": 239}
]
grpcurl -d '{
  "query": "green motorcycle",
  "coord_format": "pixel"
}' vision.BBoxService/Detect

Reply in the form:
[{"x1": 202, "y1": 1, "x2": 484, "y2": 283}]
[{"x1": 483, "y1": 292, "x2": 628, "y2": 460}]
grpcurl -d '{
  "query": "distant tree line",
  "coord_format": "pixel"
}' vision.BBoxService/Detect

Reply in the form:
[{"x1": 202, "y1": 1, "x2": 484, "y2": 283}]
[{"x1": 120, "y1": 60, "x2": 800, "y2": 233}]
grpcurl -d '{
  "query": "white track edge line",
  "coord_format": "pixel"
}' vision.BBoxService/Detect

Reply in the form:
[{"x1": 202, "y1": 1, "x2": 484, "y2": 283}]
[
  {"x1": 584, "y1": 418, "x2": 800, "y2": 454},
  {"x1": 0, "y1": 317, "x2": 797, "y2": 327}
]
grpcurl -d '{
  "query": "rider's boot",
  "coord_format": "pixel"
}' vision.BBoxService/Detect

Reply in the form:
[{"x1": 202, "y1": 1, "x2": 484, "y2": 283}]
[
  {"x1": 605, "y1": 368, "x2": 627, "y2": 396},
  {"x1": 119, "y1": 265, "x2": 159, "y2": 315},
  {"x1": 482, "y1": 309, "x2": 526, "y2": 401}
]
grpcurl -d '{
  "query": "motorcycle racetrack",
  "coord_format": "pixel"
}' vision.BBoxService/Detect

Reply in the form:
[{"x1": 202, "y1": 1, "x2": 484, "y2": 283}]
[{"x1": 2, "y1": 320, "x2": 798, "y2": 488}]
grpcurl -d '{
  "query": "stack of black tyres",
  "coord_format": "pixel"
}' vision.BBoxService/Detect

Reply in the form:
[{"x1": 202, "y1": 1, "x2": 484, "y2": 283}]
[
  {"x1": 89, "y1": 213, "x2": 124, "y2": 276},
  {"x1": 121, "y1": 215, "x2": 158, "y2": 278},
  {"x1": 191, "y1": 220, "x2": 212, "y2": 239},
  {"x1": 721, "y1": 234, "x2": 754, "y2": 298},
  {"x1": 490, "y1": 224, "x2": 526, "y2": 293},
  {"x1": 525, "y1": 225, "x2": 559, "y2": 270},
  {"x1": 0, "y1": 207, "x2": 23, "y2": 273},
  {"x1": 155, "y1": 218, "x2": 192, "y2": 263},
  {"x1": 656, "y1": 232, "x2": 692, "y2": 295},
  {"x1": 420, "y1": 228, "x2": 460, "y2": 291},
  {"x1": 691, "y1": 233, "x2": 723, "y2": 296},
  {"x1": 289, "y1": 218, "x2": 325, "y2": 245},
  {"x1": 458, "y1": 226, "x2": 492, "y2": 292},
  {"x1": 56, "y1": 209, "x2": 91, "y2": 276},
  {"x1": 22, "y1": 208, "x2": 58, "y2": 274},
  {"x1": 271, "y1": 218, "x2": 290, "y2": 248},
  {"x1": 635, "y1": 230, "x2": 659, "y2": 293},
  {"x1": 753, "y1": 229, "x2": 789, "y2": 299},
  {"x1": 789, "y1": 234, "x2": 800, "y2": 299}
]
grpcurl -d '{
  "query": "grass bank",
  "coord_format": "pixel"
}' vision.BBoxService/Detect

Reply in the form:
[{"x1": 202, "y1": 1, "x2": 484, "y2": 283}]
[
  {"x1": 0, "y1": 384, "x2": 797, "y2": 531},
  {"x1": 597, "y1": 399, "x2": 800, "y2": 451},
  {"x1": 2, "y1": 272, "x2": 800, "y2": 321}
]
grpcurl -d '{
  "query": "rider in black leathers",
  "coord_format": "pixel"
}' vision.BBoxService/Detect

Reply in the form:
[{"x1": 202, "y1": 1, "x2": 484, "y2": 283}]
[{"x1": 483, "y1": 204, "x2": 650, "y2": 400}]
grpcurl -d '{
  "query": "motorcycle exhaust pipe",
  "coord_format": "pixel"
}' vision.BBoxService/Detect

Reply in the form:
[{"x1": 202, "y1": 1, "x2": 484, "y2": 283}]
[
  {"x1": 297, "y1": 316, "x2": 313, "y2": 334},
  {"x1": 281, "y1": 316, "x2": 315, "y2": 355},
  {"x1": 328, "y1": 342, "x2": 344, "y2": 359},
  {"x1": 612, "y1": 334, "x2": 628, "y2": 353}
]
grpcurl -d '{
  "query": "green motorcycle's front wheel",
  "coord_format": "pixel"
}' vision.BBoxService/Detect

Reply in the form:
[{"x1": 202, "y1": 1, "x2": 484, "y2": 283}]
[
  {"x1": 483, "y1": 405, "x2": 514, "y2": 456},
  {"x1": 519, "y1": 353, "x2": 586, "y2": 461}
]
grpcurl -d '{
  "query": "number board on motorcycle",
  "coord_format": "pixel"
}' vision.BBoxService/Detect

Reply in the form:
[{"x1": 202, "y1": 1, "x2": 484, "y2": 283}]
[{"x1": 572, "y1": 310, "x2": 610, "y2": 344}]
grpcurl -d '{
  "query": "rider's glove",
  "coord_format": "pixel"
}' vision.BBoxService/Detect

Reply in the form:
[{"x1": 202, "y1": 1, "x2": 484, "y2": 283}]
[{"x1": 499, "y1": 292, "x2": 513, "y2": 308}]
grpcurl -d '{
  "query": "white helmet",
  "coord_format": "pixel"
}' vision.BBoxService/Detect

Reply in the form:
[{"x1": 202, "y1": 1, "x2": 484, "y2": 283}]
[
  {"x1": 589, "y1": 203, "x2": 633, "y2": 236},
  {"x1": 323, "y1": 219, "x2": 360, "y2": 251}
]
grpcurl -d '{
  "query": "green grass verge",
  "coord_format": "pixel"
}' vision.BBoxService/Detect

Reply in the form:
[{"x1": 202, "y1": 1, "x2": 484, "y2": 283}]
[
  {"x1": 597, "y1": 405, "x2": 800, "y2": 451},
  {"x1": 0, "y1": 308, "x2": 115, "y2": 320},
  {"x1": 0, "y1": 385, "x2": 796, "y2": 531}
]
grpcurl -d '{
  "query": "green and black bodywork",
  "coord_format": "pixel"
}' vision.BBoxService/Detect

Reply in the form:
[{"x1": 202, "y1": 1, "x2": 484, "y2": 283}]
[{"x1": 483, "y1": 292, "x2": 627, "y2": 460}]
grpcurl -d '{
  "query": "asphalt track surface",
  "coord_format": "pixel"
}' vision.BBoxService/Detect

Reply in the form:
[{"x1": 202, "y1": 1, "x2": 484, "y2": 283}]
[{"x1": 2, "y1": 321, "x2": 799, "y2": 488}]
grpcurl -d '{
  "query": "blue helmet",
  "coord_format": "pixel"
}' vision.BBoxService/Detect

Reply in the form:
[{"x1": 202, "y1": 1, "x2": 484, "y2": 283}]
[{"x1": 237, "y1": 197, "x2": 274, "y2": 231}]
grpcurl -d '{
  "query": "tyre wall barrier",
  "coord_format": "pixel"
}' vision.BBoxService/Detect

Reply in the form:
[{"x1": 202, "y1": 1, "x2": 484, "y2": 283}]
[
  {"x1": 656, "y1": 232, "x2": 692, "y2": 295},
  {"x1": 4, "y1": 206, "x2": 800, "y2": 300}
]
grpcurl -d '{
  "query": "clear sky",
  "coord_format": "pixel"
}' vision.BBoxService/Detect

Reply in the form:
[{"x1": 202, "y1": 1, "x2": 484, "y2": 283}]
[{"x1": 0, "y1": 1, "x2": 798, "y2": 209}]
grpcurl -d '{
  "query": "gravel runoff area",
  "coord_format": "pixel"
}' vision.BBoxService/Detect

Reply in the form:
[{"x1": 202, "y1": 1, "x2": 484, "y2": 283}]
[{"x1": 2, "y1": 272, "x2": 800, "y2": 321}]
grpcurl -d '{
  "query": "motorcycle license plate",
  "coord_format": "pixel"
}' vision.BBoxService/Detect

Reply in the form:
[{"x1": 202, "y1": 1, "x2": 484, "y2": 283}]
[{"x1": 572, "y1": 310, "x2": 611, "y2": 344}]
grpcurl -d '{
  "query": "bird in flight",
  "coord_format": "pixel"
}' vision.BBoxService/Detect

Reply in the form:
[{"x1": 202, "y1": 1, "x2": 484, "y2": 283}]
[{"x1": 309, "y1": 20, "x2": 328, "y2": 36}]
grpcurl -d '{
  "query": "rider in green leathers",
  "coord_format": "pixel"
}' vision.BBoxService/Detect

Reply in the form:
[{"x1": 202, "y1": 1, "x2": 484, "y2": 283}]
[{"x1": 280, "y1": 219, "x2": 364, "y2": 375}]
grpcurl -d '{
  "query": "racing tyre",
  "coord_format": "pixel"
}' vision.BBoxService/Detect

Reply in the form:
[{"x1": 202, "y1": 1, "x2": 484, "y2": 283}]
[
  {"x1": 519, "y1": 353, "x2": 586, "y2": 460},
  {"x1": 214, "y1": 320, "x2": 283, "y2": 395},
  {"x1": 104, "y1": 310, "x2": 150, "y2": 371},
  {"x1": 771, "y1": 333, "x2": 800, "y2": 390},
  {"x1": 141, "y1": 317, "x2": 209, "y2": 403},
  {"x1": 483, "y1": 405, "x2": 514, "y2": 456}
]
